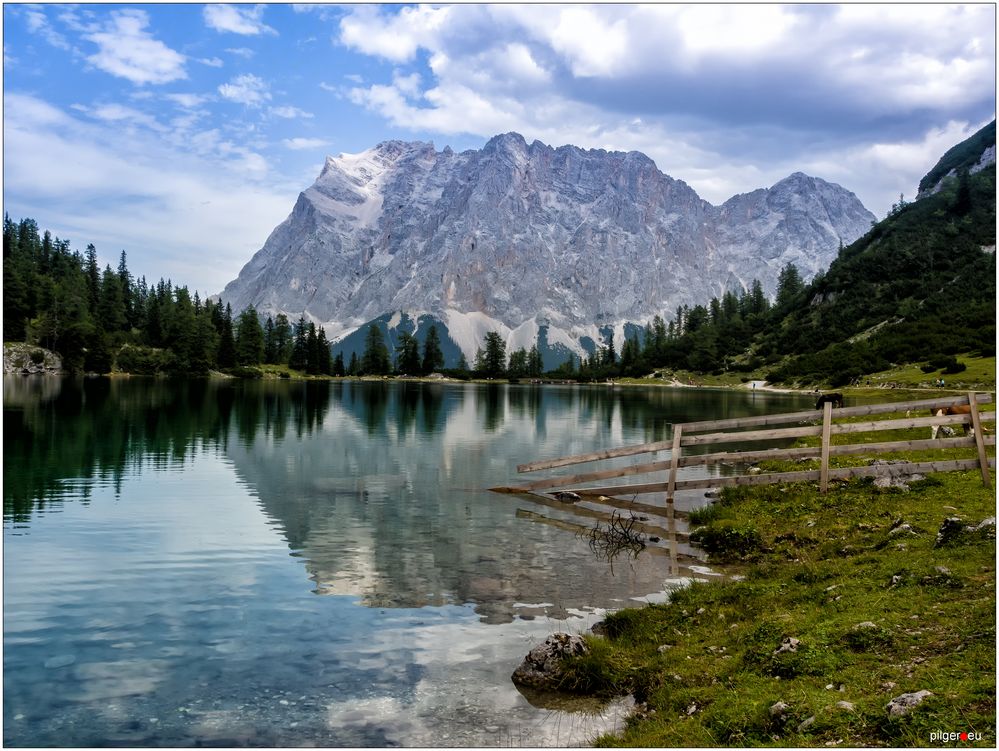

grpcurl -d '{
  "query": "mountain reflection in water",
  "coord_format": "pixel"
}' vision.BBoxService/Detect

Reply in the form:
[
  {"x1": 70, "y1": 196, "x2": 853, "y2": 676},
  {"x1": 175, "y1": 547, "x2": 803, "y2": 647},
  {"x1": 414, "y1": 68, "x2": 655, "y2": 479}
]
[
  {"x1": 5, "y1": 376, "x2": 818, "y2": 625},
  {"x1": 5, "y1": 376, "x2": 822, "y2": 747}
]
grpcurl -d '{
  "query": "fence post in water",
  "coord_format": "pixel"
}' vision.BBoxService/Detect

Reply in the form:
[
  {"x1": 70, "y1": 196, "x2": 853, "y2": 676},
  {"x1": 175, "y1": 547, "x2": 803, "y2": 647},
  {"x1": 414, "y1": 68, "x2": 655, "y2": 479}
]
[
  {"x1": 666, "y1": 424, "x2": 683, "y2": 576},
  {"x1": 967, "y1": 391, "x2": 992, "y2": 487},
  {"x1": 820, "y1": 401, "x2": 833, "y2": 493}
]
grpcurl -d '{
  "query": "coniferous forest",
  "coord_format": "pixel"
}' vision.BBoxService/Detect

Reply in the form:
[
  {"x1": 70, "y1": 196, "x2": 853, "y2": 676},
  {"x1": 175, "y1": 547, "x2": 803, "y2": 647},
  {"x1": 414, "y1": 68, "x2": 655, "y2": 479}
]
[{"x1": 3, "y1": 154, "x2": 993, "y2": 385}]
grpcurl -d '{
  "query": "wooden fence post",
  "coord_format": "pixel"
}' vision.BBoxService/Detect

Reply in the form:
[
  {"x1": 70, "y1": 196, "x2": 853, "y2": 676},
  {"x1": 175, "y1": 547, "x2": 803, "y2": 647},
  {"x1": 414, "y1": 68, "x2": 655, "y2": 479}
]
[
  {"x1": 967, "y1": 392, "x2": 992, "y2": 487},
  {"x1": 666, "y1": 424, "x2": 683, "y2": 577},
  {"x1": 820, "y1": 401, "x2": 833, "y2": 493}
]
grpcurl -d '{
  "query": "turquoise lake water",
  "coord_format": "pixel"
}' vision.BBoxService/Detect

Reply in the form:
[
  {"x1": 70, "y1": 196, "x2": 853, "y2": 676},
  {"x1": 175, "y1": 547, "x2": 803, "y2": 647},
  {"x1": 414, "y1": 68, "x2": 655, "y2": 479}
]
[{"x1": 4, "y1": 377, "x2": 817, "y2": 746}]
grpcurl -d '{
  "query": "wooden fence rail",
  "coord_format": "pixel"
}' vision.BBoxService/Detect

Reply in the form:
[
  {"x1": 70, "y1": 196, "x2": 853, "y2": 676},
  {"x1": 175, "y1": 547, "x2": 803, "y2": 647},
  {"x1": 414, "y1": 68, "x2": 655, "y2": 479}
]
[{"x1": 495, "y1": 393, "x2": 995, "y2": 505}]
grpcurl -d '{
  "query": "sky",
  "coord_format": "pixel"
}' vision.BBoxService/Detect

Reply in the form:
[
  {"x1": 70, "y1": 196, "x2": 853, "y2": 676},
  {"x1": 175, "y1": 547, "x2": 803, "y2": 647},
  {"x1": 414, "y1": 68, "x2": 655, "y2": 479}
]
[{"x1": 3, "y1": 3, "x2": 995, "y2": 294}]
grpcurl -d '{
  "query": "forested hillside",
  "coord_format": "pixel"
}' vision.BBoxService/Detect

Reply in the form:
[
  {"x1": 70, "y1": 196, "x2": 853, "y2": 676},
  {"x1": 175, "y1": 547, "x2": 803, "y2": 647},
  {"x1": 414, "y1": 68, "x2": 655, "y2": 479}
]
[
  {"x1": 2, "y1": 216, "x2": 333, "y2": 375},
  {"x1": 763, "y1": 154, "x2": 995, "y2": 385}
]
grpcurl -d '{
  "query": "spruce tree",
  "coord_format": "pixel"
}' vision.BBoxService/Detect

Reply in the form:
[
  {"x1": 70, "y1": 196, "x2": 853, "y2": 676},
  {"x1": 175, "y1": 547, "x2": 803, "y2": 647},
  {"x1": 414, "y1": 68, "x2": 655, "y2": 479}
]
[
  {"x1": 97, "y1": 265, "x2": 127, "y2": 333},
  {"x1": 305, "y1": 322, "x2": 320, "y2": 374},
  {"x1": 421, "y1": 325, "x2": 445, "y2": 374},
  {"x1": 480, "y1": 332, "x2": 506, "y2": 377},
  {"x1": 273, "y1": 313, "x2": 292, "y2": 363},
  {"x1": 395, "y1": 331, "x2": 421, "y2": 375},
  {"x1": 217, "y1": 303, "x2": 237, "y2": 368},
  {"x1": 507, "y1": 347, "x2": 528, "y2": 378},
  {"x1": 527, "y1": 344, "x2": 543, "y2": 377},
  {"x1": 235, "y1": 306, "x2": 265, "y2": 365},
  {"x1": 289, "y1": 316, "x2": 309, "y2": 371},
  {"x1": 263, "y1": 316, "x2": 277, "y2": 363},
  {"x1": 85, "y1": 243, "x2": 100, "y2": 314},
  {"x1": 361, "y1": 324, "x2": 390, "y2": 375},
  {"x1": 317, "y1": 327, "x2": 333, "y2": 375}
]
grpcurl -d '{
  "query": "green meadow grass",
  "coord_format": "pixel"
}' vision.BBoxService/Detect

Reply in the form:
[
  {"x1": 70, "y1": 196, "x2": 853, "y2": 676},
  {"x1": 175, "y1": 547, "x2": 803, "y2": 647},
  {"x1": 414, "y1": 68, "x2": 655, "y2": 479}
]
[{"x1": 559, "y1": 419, "x2": 996, "y2": 747}]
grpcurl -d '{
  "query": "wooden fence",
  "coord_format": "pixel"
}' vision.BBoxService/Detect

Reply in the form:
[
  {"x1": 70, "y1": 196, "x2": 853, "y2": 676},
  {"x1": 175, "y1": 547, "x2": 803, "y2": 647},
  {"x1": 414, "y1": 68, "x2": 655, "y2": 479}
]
[{"x1": 495, "y1": 392, "x2": 996, "y2": 504}]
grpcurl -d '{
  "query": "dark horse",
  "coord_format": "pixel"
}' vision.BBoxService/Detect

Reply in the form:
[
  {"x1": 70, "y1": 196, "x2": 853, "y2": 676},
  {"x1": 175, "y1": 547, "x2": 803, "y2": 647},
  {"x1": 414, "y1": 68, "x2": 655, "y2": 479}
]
[{"x1": 815, "y1": 393, "x2": 844, "y2": 410}]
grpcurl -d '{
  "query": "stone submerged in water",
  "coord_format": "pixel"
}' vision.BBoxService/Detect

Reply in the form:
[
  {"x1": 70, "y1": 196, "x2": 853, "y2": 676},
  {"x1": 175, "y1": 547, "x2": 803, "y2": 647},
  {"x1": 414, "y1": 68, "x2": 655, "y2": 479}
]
[
  {"x1": 551, "y1": 491, "x2": 582, "y2": 503},
  {"x1": 511, "y1": 633, "x2": 589, "y2": 690}
]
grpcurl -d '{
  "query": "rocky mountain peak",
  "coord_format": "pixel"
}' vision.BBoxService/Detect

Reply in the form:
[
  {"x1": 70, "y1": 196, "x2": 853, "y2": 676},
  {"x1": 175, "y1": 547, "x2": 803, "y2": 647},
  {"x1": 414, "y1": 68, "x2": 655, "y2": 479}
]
[{"x1": 221, "y1": 134, "x2": 876, "y2": 364}]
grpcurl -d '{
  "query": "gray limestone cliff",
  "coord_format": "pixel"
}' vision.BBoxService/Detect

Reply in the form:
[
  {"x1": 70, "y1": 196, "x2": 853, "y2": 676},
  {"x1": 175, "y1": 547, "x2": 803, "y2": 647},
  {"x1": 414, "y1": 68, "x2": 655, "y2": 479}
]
[{"x1": 220, "y1": 133, "x2": 875, "y2": 358}]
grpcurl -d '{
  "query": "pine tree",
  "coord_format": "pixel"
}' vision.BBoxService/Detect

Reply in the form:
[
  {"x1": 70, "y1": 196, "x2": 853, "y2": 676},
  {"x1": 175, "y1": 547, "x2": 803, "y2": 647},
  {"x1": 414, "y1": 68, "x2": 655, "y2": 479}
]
[
  {"x1": 775, "y1": 263, "x2": 804, "y2": 310},
  {"x1": 507, "y1": 347, "x2": 528, "y2": 378},
  {"x1": 604, "y1": 331, "x2": 617, "y2": 366},
  {"x1": 235, "y1": 306, "x2": 265, "y2": 365},
  {"x1": 361, "y1": 324, "x2": 391, "y2": 375},
  {"x1": 273, "y1": 313, "x2": 292, "y2": 364},
  {"x1": 332, "y1": 351, "x2": 345, "y2": 377},
  {"x1": 85, "y1": 243, "x2": 100, "y2": 314},
  {"x1": 117, "y1": 250, "x2": 134, "y2": 328},
  {"x1": 289, "y1": 316, "x2": 309, "y2": 371},
  {"x1": 316, "y1": 327, "x2": 333, "y2": 375},
  {"x1": 395, "y1": 331, "x2": 421, "y2": 375},
  {"x1": 480, "y1": 332, "x2": 506, "y2": 377},
  {"x1": 263, "y1": 316, "x2": 277, "y2": 363},
  {"x1": 421, "y1": 325, "x2": 445, "y2": 374},
  {"x1": 217, "y1": 303, "x2": 237, "y2": 368},
  {"x1": 305, "y1": 322, "x2": 320, "y2": 374},
  {"x1": 347, "y1": 351, "x2": 359, "y2": 376},
  {"x1": 97, "y1": 265, "x2": 127, "y2": 333},
  {"x1": 527, "y1": 344, "x2": 543, "y2": 377}
]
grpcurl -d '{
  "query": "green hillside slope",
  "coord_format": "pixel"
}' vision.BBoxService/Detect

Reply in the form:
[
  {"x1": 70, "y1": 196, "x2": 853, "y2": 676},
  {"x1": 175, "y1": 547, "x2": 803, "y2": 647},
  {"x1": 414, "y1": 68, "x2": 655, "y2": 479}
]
[{"x1": 763, "y1": 126, "x2": 996, "y2": 386}]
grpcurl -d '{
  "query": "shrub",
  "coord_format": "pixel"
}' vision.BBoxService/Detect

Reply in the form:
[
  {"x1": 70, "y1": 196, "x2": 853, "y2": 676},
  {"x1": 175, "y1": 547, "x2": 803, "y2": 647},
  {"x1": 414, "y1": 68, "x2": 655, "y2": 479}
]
[
  {"x1": 29, "y1": 348, "x2": 45, "y2": 365},
  {"x1": 115, "y1": 344, "x2": 171, "y2": 374},
  {"x1": 226, "y1": 365, "x2": 263, "y2": 379},
  {"x1": 690, "y1": 520, "x2": 762, "y2": 560}
]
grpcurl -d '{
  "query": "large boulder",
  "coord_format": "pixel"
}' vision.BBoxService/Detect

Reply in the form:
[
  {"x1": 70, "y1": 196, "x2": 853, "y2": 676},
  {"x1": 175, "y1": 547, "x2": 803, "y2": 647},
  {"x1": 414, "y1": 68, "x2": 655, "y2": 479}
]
[
  {"x1": 511, "y1": 633, "x2": 589, "y2": 690},
  {"x1": 3, "y1": 343, "x2": 62, "y2": 375}
]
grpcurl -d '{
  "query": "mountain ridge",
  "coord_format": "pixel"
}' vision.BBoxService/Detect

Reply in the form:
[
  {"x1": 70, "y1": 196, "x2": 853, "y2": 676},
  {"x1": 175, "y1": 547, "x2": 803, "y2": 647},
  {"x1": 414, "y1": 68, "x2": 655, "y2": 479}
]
[{"x1": 220, "y1": 133, "x2": 876, "y2": 364}]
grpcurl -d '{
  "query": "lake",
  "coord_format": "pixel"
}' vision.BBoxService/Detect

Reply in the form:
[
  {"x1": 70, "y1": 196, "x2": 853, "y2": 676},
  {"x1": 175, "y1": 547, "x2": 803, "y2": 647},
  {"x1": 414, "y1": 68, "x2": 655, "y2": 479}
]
[{"x1": 4, "y1": 377, "x2": 817, "y2": 747}]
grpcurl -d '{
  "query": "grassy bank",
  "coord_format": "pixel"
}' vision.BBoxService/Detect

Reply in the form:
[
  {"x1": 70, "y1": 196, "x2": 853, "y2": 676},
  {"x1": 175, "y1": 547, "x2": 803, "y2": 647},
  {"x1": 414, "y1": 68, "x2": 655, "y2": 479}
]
[{"x1": 560, "y1": 437, "x2": 995, "y2": 746}]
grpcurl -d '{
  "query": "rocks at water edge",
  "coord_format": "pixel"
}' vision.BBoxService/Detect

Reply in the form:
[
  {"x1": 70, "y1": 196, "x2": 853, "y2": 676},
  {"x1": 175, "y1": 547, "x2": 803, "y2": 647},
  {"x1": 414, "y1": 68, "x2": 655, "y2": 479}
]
[
  {"x1": 3, "y1": 343, "x2": 62, "y2": 375},
  {"x1": 511, "y1": 633, "x2": 589, "y2": 690}
]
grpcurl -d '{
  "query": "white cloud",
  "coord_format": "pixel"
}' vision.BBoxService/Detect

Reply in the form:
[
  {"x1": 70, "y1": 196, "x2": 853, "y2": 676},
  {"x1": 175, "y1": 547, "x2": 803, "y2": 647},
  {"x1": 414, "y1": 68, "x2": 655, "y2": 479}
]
[
  {"x1": 199, "y1": 57, "x2": 224, "y2": 68},
  {"x1": 84, "y1": 102, "x2": 168, "y2": 133},
  {"x1": 339, "y1": 5, "x2": 451, "y2": 62},
  {"x1": 204, "y1": 5, "x2": 276, "y2": 36},
  {"x1": 549, "y1": 8, "x2": 629, "y2": 78},
  {"x1": 23, "y1": 7, "x2": 72, "y2": 51},
  {"x1": 270, "y1": 105, "x2": 314, "y2": 119},
  {"x1": 337, "y1": 4, "x2": 994, "y2": 217},
  {"x1": 166, "y1": 93, "x2": 210, "y2": 109},
  {"x1": 84, "y1": 9, "x2": 186, "y2": 85},
  {"x1": 226, "y1": 47, "x2": 255, "y2": 59},
  {"x1": 3, "y1": 93, "x2": 292, "y2": 292},
  {"x1": 283, "y1": 137, "x2": 329, "y2": 151},
  {"x1": 218, "y1": 74, "x2": 271, "y2": 106}
]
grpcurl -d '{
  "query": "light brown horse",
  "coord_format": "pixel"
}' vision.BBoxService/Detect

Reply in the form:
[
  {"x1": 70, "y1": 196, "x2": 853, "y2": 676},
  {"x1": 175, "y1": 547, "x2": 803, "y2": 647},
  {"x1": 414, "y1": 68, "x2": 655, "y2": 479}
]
[{"x1": 930, "y1": 404, "x2": 986, "y2": 440}]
